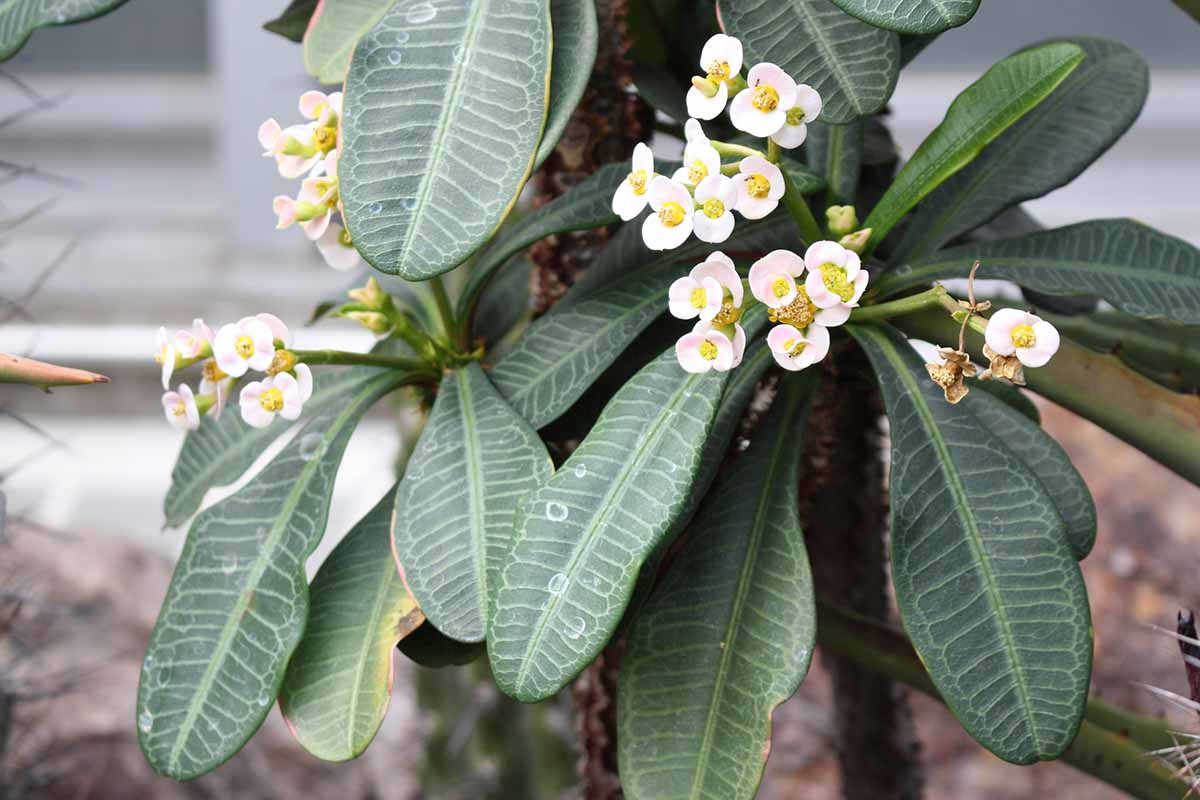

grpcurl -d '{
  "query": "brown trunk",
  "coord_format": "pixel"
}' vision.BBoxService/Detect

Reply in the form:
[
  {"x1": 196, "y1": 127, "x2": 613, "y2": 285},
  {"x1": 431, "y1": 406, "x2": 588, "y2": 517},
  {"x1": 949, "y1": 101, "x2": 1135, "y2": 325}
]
[{"x1": 799, "y1": 345, "x2": 925, "y2": 800}]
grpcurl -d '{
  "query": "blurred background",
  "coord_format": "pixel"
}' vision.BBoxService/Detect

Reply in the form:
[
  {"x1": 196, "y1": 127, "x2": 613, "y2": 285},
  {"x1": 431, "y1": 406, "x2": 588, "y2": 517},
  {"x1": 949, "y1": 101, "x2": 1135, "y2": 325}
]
[{"x1": 0, "y1": 0, "x2": 1198, "y2": 797}]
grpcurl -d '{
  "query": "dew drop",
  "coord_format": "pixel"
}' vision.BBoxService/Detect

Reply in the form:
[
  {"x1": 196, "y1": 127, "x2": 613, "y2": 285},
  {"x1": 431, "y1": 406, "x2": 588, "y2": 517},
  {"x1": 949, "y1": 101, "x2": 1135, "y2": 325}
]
[
  {"x1": 221, "y1": 555, "x2": 237, "y2": 575},
  {"x1": 369, "y1": 201, "x2": 384, "y2": 214},
  {"x1": 545, "y1": 501, "x2": 568, "y2": 522},
  {"x1": 405, "y1": 2, "x2": 437, "y2": 24},
  {"x1": 193, "y1": 643, "x2": 205, "y2": 656},
  {"x1": 138, "y1": 711, "x2": 154, "y2": 733},
  {"x1": 247, "y1": 632, "x2": 258, "y2": 644},
  {"x1": 547, "y1": 572, "x2": 568, "y2": 595},
  {"x1": 400, "y1": 197, "x2": 418, "y2": 211},
  {"x1": 387, "y1": 49, "x2": 403, "y2": 65},
  {"x1": 665, "y1": 462, "x2": 677, "y2": 474},
  {"x1": 395, "y1": 30, "x2": 411, "y2": 43},
  {"x1": 299, "y1": 433, "x2": 325, "y2": 462},
  {"x1": 258, "y1": 692, "x2": 272, "y2": 706},
  {"x1": 564, "y1": 616, "x2": 586, "y2": 640},
  {"x1": 573, "y1": 463, "x2": 587, "y2": 478},
  {"x1": 452, "y1": 45, "x2": 465, "y2": 63}
]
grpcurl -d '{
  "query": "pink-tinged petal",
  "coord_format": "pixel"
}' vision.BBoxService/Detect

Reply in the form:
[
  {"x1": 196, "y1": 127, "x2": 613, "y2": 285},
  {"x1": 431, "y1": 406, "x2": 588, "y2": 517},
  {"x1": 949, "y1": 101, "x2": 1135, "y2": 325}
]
[
  {"x1": 814, "y1": 304, "x2": 851, "y2": 327},
  {"x1": 243, "y1": 318, "x2": 275, "y2": 350},
  {"x1": 254, "y1": 313, "x2": 292, "y2": 346},
  {"x1": 209, "y1": 380, "x2": 228, "y2": 418},
  {"x1": 676, "y1": 332, "x2": 713, "y2": 373},
  {"x1": 734, "y1": 190, "x2": 777, "y2": 220},
  {"x1": 648, "y1": 176, "x2": 692, "y2": 211},
  {"x1": 767, "y1": 324, "x2": 801, "y2": 352},
  {"x1": 671, "y1": 167, "x2": 690, "y2": 183},
  {"x1": 804, "y1": 240, "x2": 848, "y2": 272},
  {"x1": 846, "y1": 270, "x2": 869, "y2": 306},
  {"x1": 323, "y1": 148, "x2": 339, "y2": 179},
  {"x1": 805, "y1": 269, "x2": 838, "y2": 309},
  {"x1": 299, "y1": 90, "x2": 329, "y2": 119},
  {"x1": 316, "y1": 224, "x2": 361, "y2": 271},
  {"x1": 668, "y1": 276, "x2": 701, "y2": 319},
  {"x1": 612, "y1": 180, "x2": 647, "y2": 221},
  {"x1": 303, "y1": 210, "x2": 332, "y2": 241},
  {"x1": 178, "y1": 384, "x2": 200, "y2": 429},
  {"x1": 276, "y1": 154, "x2": 318, "y2": 179},
  {"x1": 258, "y1": 118, "x2": 282, "y2": 151},
  {"x1": 738, "y1": 157, "x2": 784, "y2": 199},
  {"x1": 160, "y1": 344, "x2": 176, "y2": 390},
  {"x1": 686, "y1": 82, "x2": 728, "y2": 120},
  {"x1": 805, "y1": 324, "x2": 832, "y2": 362},
  {"x1": 693, "y1": 211, "x2": 734, "y2": 244},
  {"x1": 273, "y1": 196, "x2": 297, "y2": 228},
  {"x1": 746, "y1": 62, "x2": 788, "y2": 89},
  {"x1": 1019, "y1": 321, "x2": 1061, "y2": 367},
  {"x1": 275, "y1": 372, "x2": 300, "y2": 403},
  {"x1": 328, "y1": 92, "x2": 343, "y2": 117},
  {"x1": 985, "y1": 308, "x2": 1025, "y2": 355},
  {"x1": 242, "y1": 404, "x2": 275, "y2": 429},
  {"x1": 697, "y1": 276, "x2": 724, "y2": 320},
  {"x1": 795, "y1": 84, "x2": 822, "y2": 121},
  {"x1": 708, "y1": 332, "x2": 735, "y2": 372},
  {"x1": 192, "y1": 318, "x2": 214, "y2": 346},
  {"x1": 216, "y1": 351, "x2": 246, "y2": 378},
  {"x1": 771, "y1": 121, "x2": 807, "y2": 149},
  {"x1": 774, "y1": 74, "x2": 798, "y2": 110},
  {"x1": 295, "y1": 364, "x2": 314, "y2": 403},
  {"x1": 691, "y1": 255, "x2": 742, "y2": 307},
  {"x1": 759, "y1": 249, "x2": 805, "y2": 278},
  {"x1": 842, "y1": 250, "x2": 863, "y2": 281}
]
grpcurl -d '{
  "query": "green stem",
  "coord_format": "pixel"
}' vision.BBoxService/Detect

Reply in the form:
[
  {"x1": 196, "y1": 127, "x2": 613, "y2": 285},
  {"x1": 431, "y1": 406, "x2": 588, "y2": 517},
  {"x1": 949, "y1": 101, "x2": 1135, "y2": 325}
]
[
  {"x1": 849, "y1": 285, "x2": 953, "y2": 323},
  {"x1": 709, "y1": 140, "x2": 765, "y2": 160},
  {"x1": 766, "y1": 138, "x2": 781, "y2": 164},
  {"x1": 779, "y1": 166, "x2": 823, "y2": 245},
  {"x1": 429, "y1": 276, "x2": 457, "y2": 344},
  {"x1": 816, "y1": 604, "x2": 1189, "y2": 800},
  {"x1": 290, "y1": 349, "x2": 434, "y2": 374}
]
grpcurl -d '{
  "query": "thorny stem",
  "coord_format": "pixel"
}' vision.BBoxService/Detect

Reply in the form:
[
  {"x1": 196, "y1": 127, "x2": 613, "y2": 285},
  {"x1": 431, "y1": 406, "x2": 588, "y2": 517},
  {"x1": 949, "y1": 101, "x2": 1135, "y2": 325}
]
[{"x1": 0, "y1": 353, "x2": 109, "y2": 389}]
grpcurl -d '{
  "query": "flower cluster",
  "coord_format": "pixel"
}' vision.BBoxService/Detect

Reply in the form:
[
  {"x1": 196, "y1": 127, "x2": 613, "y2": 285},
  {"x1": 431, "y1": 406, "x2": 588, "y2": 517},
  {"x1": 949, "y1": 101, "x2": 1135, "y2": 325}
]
[
  {"x1": 670, "y1": 240, "x2": 868, "y2": 374},
  {"x1": 156, "y1": 313, "x2": 312, "y2": 431},
  {"x1": 613, "y1": 33, "x2": 822, "y2": 252},
  {"x1": 260, "y1": 90, "x2": 361, "y2": 271}
]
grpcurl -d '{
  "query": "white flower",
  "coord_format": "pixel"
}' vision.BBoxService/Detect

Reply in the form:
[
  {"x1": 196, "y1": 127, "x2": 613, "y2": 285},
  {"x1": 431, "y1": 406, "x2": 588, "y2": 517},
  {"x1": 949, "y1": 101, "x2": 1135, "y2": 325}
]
[
  {"x1": 684, "y1": 118, "x2": 707, "y2": 144},
  {"x1": 299, "y1": 90, "x2": 342, "y2": 126},
  {"x1": 675, "y1": 326, "x2": 735, "y2": 373},
  {"x1": 259, "y1": 92, "x2": 341, "y2": 179},
  {"x1": 770, "y1": 84, "x2": 822, "y2": 149},
  {"x1": 672, "y1": 135, "x2": 721, "y2": 187},
  {"x1": 213, "y1": 317, "x2": 277, "y2": 378},
  {"x1": 641, "y1": 176, "x2": 694, "y2": 251},
  {"x1": 316, "y1": 223, "x2": 362, "y2": 271},
  {"x1": 686, "y1": 34, "x2": 743, "y2": 120},
  {"x1": 748, "y1": 249, "x2": 805, "y2": 308},
  {"x1": 612, "y1": 142, "x2": 655, "y2": 221},
  {"x1": 155, "y1": 326, "x2": 178, "y2": 391},
  {"x1": 695, "y1": 319, "x2": 747, "y2": 367},
  {"x1": 162, "y1": 384, "x2": 200, "y2": 431},
  {"x1": 275, "y1": 156, "x2": 340, "y2": 240},
  {"x1": 692, "y1": 175, "x2": 738, "y2": 244},
  {"x1": 984, "y1": 308, "x2": 1061, "y2": 368},
  {"x1": 244, "y1": 312, "x2": 292, "y2": 347},
  {"x1": 767, "y1": 323, "x2": 830, "y2": 371},
  {"x1": 804, "y1": 241, "x2": 869, "y2": 327},
  {"x1": 154, "y1": 319, "x2": 213, "y2": 390},
  {"x1": 198, "y1": 358, "x2": 234, "y2": 418},
  {"x1": 691, "y1": 251, "x2": 744, "y2": 307},
  {"x1": 239, "y1": 369, "x2": 309, "y2": 429},
  {"x1": 731, "y1": 156, "x2": 784, "y2": 220},
  {"x1": 730, "y1": 63, "x2": 797, "y2": 138}
]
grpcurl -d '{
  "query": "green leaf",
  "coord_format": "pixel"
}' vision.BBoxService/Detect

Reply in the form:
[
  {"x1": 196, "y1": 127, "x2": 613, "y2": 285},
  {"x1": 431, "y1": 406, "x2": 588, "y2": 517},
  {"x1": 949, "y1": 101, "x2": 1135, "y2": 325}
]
[
  {"x1": 493, "y1": 215, "x2": 800, "y2": 429},
  {"x1": 279, "y1": 489, "x2": 424, "y2": 762},
  {"x1": 862, "y1": 42, "x2": 1084, "y2": 247},
  {"x1": 393, "y1": 362, "x2": 552, "y2": 642},
  {"x1": 302, "y1": 0, "x2": 392, "y2": 84},
  {"x1": 719, "y1": 0, "x2": 900, "y2": 124},
  {"x1": 633, "y1": 61, "x2": 692, "y2": 123},
  {"x1": 137, "y1": 368, "x2": 407, "y2": 780},
  {"x1": 966, "y1": 390, "x2": 1096, "y2": 560},
  {"x1": 398, "y1": 621, "x2": 486, "y2": 667},
  {"x1": 618, "y1": 373, "x2": 818, "y2": 800},
  {"x1": 164, "y1": 368, "x2": 391, "y2": 528},
  {"x1": 535, "y1": 0, "x2": 598, "y2": 168},
  {"x1": 778, "y1": 157, "x2": 828, "y2": 195},
  {"x1": 473, "y1": 255, "x2": 533, "y2": 347},
  {"x1": 967, "y1": 377, "x2": 1039, "y2": 424},
  {"x1": 899, "y1": 32, "x2": 937, "y2": 67},
  {"x1": 849, "y1": 323, "x2": 1091, "y2": 764},
  {"x1": 827, "y1": 0, "x2": 979, "y2": 34},
  {"x1": 265, "y1": 0, "x2": 318, "y2": 42},
  {"x1": 0, "y1": 0, "x2": 129, "y2": 61},
  {"x1": 805, "y1": 121, "x2": 863, "y2": 204},
  {"x1": 489, "y1": 348, "x2": 731, "y2": 701},
  {"x1": 892, "y1": 38, "x2": 1148, "y2": 262},
  {"x1": 340, "y1": 0, "x2": 552, "y2": 280},
  {"x1": 458, "y1": 163, "x2": 625, "y2": 321},
  {"x1": 878, "y1": 219, "x2": 1200, "y2": 324}
]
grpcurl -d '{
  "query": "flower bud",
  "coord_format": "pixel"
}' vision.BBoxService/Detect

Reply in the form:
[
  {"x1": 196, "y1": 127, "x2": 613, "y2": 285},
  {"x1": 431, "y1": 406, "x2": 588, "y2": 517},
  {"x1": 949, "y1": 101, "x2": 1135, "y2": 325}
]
[
  {"x1": 266, "y1": 348, "x2": 298, "y2": 376},
  {"x1": 342, "y1": 310, "x2": 392, "y2": 335},
  {"x1": 839, "y1": 228, "x2": 872, "y2": 254},
  {"x1": 691, "y1": 76, "x2": 719, "y2": 99},
  {"x1": 826, "y1": 205, "x2": 858, "y2": 237},
  {"x1": 348, "y1": 276, "x2": 390, "y2": 310}
]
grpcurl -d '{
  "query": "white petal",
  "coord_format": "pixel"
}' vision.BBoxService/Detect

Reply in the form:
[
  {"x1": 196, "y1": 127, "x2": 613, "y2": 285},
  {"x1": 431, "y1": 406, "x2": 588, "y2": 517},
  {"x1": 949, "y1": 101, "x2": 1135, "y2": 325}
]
[
  {"x1": 668, "y1": 276, "x2": 701, "y2": 319},
  {"x1": 700, "y1": 33, "x2": 743, "y2": 75},
  {"x1": 693, "y1": 211, "x2": 734, "y2": 244},
  {"x1": 804, "y1": 240, "x2": 848, "y2": 272},
  {"x1": 770, "y1": 121, "x2": 807, "y2": 149},
  {"x1": 299, "y1": 90, "x2": 329, "y2": 119},
  {"x1": 631, "y1": 142, "x2": 654, "y2": 175},
  {"x1": 985, "y1": 308, "x2": 1026, "y2": 356},
  {"x1": 691, "y1": 255, "x2": 743, "y2": 307},
  {"x1": 295, "y1": 363, "x2": 314, "y2": 402},
  {"x1": 676, "y1": 332, "x2": 713, "y2": 373},
  {"x1": 612, "y1": 180, "x2": 648, "y2": 221},
  {"x1": 303, "y1": 210, "x2": 332, "y2": 241},
  {"x1": 1019, "y1": 320, "x2": 1061, "y2": 367},
  {"x1": 257, "y1": 118, "x2": 282, "y2": 151},
  {"x1": 805, "y1": 269, "x2": 839, "y2": 309},
  {"x1": 730, "y1": 324, "x2": 747, "y2": 367},
  {"x1": 814, "y1": 304, "x2": 851, "y2": 327},
  {"x1": 795, "y1": 84, "x2": 823, "y2": 122},
  {"x1": 684, "y1": 118, "x2": 706, "y2": 143},
  {"x1": 686, "y1": 84, "x2": 728, "y2": 120},
  {"x1": 697, "y1": 276, "x2": 724, "y2": 321},
  {"x1": 805, "y1": 324, "x2": 832, "y2": 362},
  {"x1": 647, "y1": 175, "x2": 692, "y2": 212},
  {"x1": 254, "y1": 313, "x2": 292, "y2": 346}
]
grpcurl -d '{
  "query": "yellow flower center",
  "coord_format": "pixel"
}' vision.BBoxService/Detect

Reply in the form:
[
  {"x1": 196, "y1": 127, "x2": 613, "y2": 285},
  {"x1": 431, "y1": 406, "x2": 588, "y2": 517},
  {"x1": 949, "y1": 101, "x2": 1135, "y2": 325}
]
[
  {"x1": 627, "y1": 169, "x2": 648, "y2": 196},
  {"x1": 235, "y1": 334, "x2": 256, "y2": 359},
  {"x1": 313, "y1": 126, "x2": 337, "y2": 152},
  {"x1": 751, "y1": 84, "x2": 779, "y2": 112},
  {"x1": 202, "y1": 359, "x2": 227, "y2": 383},
  {"x1": 782, "y1": 338, "x2": 807, "y2": 357},
  {"x1": 698, "y1": 340, "x2": 719, "y2": 361},
  {"x1": 821, "y1": 264, "x2": 855, "y2": 302},
  {"x1": 712, "y1": 298, "x2": 742, "y2": 326},
  {"x1": 702, "y1": 198, "x2": 725, "y2": 219},
  {"x1": 338, "y1": 227, "x2": 354, "y2": 247},
  {"x1": 155, "y1": 345, "x2": 170, "y2": 365},
  {"x1": 769, "y1": 287, "x2": 818, "y2": 328},
  {"x1": 786, "y1": 106, "x2": 806, "y2": 126},
  {"x1": 746, "y1": 173, "x2": 770, "y2": 199},
  {"x1": 1011, "y1": 323, "x2": 1037, "y2": 349},
  {"x1": 771, "y1": 276, "x2": 793, "y2": 299},
  {"x1": 690, "y1": 287, "x2": 709, "y2": 309},
  {"x1": 259, "y1": 387, "x2": 285, "y2": 412},
  {"x1": 171, "y1": 400, "x2": 188, "y2": 417},
  {"x1": 658, "y1": 201, "x2": 686, "y2": 227},
  {"x1": 687, "y1": 159, "x2": 708, "y2": 184},
  {"x1": 706, "y1": 59, "x2": 731, "y2": 83}
]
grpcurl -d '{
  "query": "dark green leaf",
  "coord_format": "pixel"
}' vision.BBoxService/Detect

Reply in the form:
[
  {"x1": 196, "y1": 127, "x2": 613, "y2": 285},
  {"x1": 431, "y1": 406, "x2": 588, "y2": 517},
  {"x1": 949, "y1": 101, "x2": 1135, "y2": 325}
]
[
  {"x1": 899, "y1": 32, "x2": 937, "y2": 67},
  {"x1": 719, "y1": 0, "x2": 900, "y2": 124},
  {"x1": 535, "y1": 0, "x2": 598, "y2": 168},
  {"x1": 892, "y1": 38, "x2": 1148, "y2": 262},
  {"x1": 393, "y1": 363, "x2": 552, "y2": 642},
  {"x1": 0, "y1": 0, "x2": 129, "y2": 61},
  {"x1": 264, "y1": 0, "x2": 318, "y2": 42},
  {"x1": 850, "y1": 323, "x2": 1091, "y2": 764},
  {"x1": 619, "y1": 373, "x2": 818, "y2": 800},
  {"x1": 879, "y1": 219, "x2": 1200, "y2": 324},
  {"x1": 340, "y1": 0, "x2": 552, "y2": 280},
  {"x1": 863, "y1": 42, "x2": 1084, "y2": 246},
  {"x1": 633, "y1": 61, "x2": 692, "y2": 123},
  {"x1": 779, "y1": 157, "x2": 828, "y2": 195},
  {"x1": 967, "y1": 377, "x2": 1039, "y2": 424},
  {"x1": 828, "y1": 0, "x2": 979, "y2": 34},
  {"x1": 805, "y1": 120, "x2": 863, "y2": 204},
  {"x1": 489, "y1": 347, "x2": 731, "y2": 701},
  {"x1": 398, "y1": 621, "x2": 487, "y2": 667},
  {"x1": 279, "y1": 489, "x2": 424, "y2": 761},
  {"x1": 138, "y1": 368, "x2": 408, "y2": 779},
  {"x1": 473, "y1": 255, "x2": 533, "y2": 346}
]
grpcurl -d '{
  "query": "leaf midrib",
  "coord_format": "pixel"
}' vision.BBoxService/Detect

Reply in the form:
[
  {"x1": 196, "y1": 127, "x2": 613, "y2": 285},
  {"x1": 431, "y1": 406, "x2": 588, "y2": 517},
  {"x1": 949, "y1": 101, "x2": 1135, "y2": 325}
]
[
  {"x1": 458, "y1": 366, "x2": 489, "y2": 640},
  {"x1": 687, "y1": 389, "x2": 803, "y2": 798},
  {"x1": 869, "y1": 326, "x2": 1042, "y2": 753},
  {"x1": 163, "y1": 371, "x2": 400, "y2": 773},
  {"x1": 512, "y1": 371, "x2": 706, "y2": 695},
  {"x1": 790, "y1": 0, "x2": 867, "y2": 114}
]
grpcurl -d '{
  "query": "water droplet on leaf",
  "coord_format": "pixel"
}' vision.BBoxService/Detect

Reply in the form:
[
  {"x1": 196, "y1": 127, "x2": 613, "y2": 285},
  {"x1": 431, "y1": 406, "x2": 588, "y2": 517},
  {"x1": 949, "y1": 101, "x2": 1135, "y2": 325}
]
[
  {"x1": 387, "y1": 50, "x2": 403, "y2": 65},
  {"x1": 138, "y1": 711, "x2": 154, "y2": 733},
  {"x1": 369, "y1": 202, "x2": 384, "y2": 214},
  {"x1": 222, "y1": 555, "x2": 237, "y2": 575},
  {"x1": 545, "y1": 502, "x2": 568, "y2": 522},
  {"x1": 401, "y1": 197, "x2": 418, "y2": 211},
  {"x1": 405, "y1": 2, "x2": 437, "y2": 23},
  {"x1": 564, "y1": 616, "x2": 586, "y2": 640},
  {"x1": 573, "y1": 463, "x2": 587, "y2": 478},
  {"x1": 547, "y1": 572, "x2": 568, "y2": 594},
  {"x1": 299, "y1": 433, "x2": 325, "y2": 461}
]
